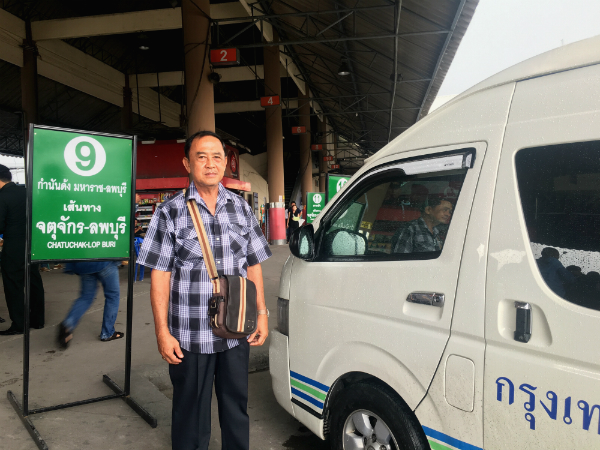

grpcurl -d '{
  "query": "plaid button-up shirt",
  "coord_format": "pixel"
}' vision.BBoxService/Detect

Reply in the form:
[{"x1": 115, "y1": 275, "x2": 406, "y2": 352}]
[
  {"x1": 137, "y1": 182, "x2": 272, "y2": 354},
  {"x1": 392, "y1": 217, "x2": 445, "y2": 253}
]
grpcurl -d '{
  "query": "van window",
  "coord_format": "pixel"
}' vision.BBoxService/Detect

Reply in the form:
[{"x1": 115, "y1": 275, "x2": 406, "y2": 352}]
[
  {"x1": 516, "y1": 141, "x2": 600, "y2": 311},
  {"x1": 318, "y1": 168, "x2": 467, "y2": 260}
]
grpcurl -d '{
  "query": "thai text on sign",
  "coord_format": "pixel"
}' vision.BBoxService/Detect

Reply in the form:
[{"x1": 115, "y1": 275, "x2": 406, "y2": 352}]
[{"x1": 30, "y1": 127, "x2": 134, "y2": 261}]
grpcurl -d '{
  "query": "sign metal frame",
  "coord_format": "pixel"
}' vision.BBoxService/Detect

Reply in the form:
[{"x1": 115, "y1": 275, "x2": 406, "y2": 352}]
[{"x1": 7, "y1": 125, "x2": 157, "y2": 450}]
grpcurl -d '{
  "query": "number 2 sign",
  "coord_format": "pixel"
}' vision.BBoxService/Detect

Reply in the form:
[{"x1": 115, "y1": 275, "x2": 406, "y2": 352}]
[{"x1": 210, "y1": 48, "x2": 240, "y2": 66}]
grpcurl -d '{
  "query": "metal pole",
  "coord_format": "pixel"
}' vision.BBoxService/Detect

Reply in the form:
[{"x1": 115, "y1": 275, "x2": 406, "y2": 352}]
[
  {"x1": 23, "y1": 123, "x2": 35, "y2": 416},
  {"x1": 388, "y1": 0, "x2": 403, "y2": 142},
  {"x1": 124, "y1": 135, "x2": 138, "y2": 395},
  {"x1": 225, "y1": 30, "x2": 449, "y2": 49}
]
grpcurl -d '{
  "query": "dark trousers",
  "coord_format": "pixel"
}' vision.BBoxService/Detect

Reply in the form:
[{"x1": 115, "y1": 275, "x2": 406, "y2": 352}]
[
  {"x1": 169, "y1": 341, "x2": 250, "y2": 450},
  {"x1": 1, "y1": 263, "x2": 45, "y2": 330}
]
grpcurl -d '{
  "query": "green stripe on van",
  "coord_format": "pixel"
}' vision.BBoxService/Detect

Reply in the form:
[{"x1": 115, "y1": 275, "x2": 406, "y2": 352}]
[
  {"x1": 428, "y1": 439, "x2": 453, "y2": 450},
  {"x1": 290, "y1": 379, "x2": 327, "y2": 401}
]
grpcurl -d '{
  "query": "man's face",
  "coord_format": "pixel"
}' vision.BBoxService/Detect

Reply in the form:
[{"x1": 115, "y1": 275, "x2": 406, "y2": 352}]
[
  {"x1": 426, "y1": 200, "x2": 453, "y2": 226},
  {"x1": 182, "y1": 136, "x2": 227, "y2": 189}
]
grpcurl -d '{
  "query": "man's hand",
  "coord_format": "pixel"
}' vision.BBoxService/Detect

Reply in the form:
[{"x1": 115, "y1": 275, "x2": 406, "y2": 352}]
[
  {"x1": 150, "y1": 269, "x2": 182, "y2": 363},
  {"x1": 157, "y1": 330, "x2": 184, "y2": 364},
  {"x1": 248, "y1": 314, "x2": 268, "y2": 346}
]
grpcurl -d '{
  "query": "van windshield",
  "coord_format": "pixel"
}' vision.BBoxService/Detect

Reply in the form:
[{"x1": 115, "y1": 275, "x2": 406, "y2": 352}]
[{"x1": 516, "y1": 141, "x2": 600, "y2": 310}]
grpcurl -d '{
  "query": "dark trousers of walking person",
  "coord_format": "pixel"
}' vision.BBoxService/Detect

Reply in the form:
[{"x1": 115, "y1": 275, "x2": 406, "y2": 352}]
[
  {"x1": 1, "y1": 262, "x2": 45, "y2": 330},
  {"x1": 169, "y1": 340, "x2": 250, "y2": 450}
]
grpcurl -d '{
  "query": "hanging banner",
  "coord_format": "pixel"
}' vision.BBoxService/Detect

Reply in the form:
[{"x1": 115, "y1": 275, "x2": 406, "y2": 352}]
[
  {"x1": 29, "y1": 126, "x2": 135, "y2": 261},
  {"x1": 306, "y1": 192, "x2": 325, "y2": 224},
  {"x1": 326, "y1": 174, "x2": 351, "y2": 203}
]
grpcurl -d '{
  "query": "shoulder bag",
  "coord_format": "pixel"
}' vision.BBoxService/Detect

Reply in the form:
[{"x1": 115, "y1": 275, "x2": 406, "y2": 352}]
[{"x1": 186, "y1": 197, "x2": 258, "y2": 339}]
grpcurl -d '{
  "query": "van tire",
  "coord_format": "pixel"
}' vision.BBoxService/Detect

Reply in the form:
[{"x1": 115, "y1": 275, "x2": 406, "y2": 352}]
[{"x1": 329, "y1": 382, "x2": 428, "y2": 450}]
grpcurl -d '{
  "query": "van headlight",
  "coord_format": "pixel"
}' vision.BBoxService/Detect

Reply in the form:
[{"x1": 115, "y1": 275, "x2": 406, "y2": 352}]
[{"x1": 277, "y1": 297, "x2": 289, "y2": 336}]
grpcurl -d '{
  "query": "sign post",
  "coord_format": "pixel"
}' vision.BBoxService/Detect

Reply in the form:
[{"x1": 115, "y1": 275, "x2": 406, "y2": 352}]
[
  {"x1": 306, "y1": 192, "x2": 325, "y2": 224},
  {"x1": 8, "y1": 125, "x2": 156, "y2": 450},
  {"x1": 326, "y1": 173, "x2": 351, "y2": 203}
]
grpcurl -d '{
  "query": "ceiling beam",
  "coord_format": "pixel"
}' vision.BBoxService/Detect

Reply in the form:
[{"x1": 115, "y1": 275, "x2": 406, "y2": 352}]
[
  {"x1": 215, "y1": 99, "x2": 298, "y2": 114},
  {"x1": 129, "y1": 65, "x2": 289, "y2": 88},
  {"x1": 30, "y1": 3, "x2": 250, "y2": 41},
  {"x1": 0, "y1": 8, "x2": 180, "y2": 127}
]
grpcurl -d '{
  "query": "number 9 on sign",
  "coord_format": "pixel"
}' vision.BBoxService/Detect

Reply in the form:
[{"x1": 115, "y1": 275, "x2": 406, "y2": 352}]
[{"x1": 64, "y1": 136, "x2": 107, "y2": 177}]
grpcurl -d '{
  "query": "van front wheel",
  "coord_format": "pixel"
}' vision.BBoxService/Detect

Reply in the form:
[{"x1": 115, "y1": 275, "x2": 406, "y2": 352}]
[{"x1": 329, "y1": 382, "x2": 428, "y2": 450}]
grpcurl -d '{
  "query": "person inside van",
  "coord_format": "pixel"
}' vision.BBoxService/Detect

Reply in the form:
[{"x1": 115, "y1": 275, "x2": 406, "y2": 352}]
[
  {"x1": 392, "y1": 196, "x2": 453, "y2": 253},
  {"x1": 536, "y1": 247, "x2": 575, "y2": 298},
  {"x1": 566, "y1": 271, "x2": 600, "y2": 310}
]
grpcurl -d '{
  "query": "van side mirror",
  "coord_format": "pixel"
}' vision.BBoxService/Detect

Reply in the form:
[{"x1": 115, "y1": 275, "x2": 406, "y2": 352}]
[{"x1": 289, "y1": 225, "x2": 315, "y2": 261}]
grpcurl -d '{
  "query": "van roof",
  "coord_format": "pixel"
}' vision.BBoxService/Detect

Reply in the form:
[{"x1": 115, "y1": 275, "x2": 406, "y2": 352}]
[{"x1": 450, "y1": 33, "x2": 600, "y2": 104}]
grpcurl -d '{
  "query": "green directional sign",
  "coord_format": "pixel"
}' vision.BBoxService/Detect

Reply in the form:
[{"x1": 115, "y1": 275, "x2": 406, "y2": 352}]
[
  {"x1": 326, "y1": 174, "x2": 351, "y2": 203},
  {"x1": 29, "y1": 127, "x2": 134, "y2": 261},
  {"x1": 306, "y1": 192, "x2": 325, "y2": 224}
]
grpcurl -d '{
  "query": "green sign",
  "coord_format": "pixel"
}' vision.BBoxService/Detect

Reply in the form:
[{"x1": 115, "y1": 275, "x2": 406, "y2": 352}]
[
  {"x1": 306, "y1": 192, "x2": 325, "y2": 224},
  {"x1": 327, "y1": 174, "x2": 351, "y2": 202},
  {"x1": 30, "y1": 127, "x2": 134, "y2": 261}
]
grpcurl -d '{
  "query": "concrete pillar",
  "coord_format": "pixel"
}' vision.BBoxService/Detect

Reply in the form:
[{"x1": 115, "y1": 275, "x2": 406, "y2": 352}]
[
  {"x1": 21, "y1": 20, "x2": 38, "y2": 131},
  {"x1": 264, "y1": 31, "x2": 286, "y2": 244},
  {"x1": 182, "y1": 0, "x2": 214, "y2": 134},
  {"x1": 318, "y1": 118, "x2": 328, "y2": 192},
  {"x1": 122, "y1": 73, "x2": 133, "y2": 130},
  {"x1": 299, "y1": 89, "x2": 312, "y2": 206}
]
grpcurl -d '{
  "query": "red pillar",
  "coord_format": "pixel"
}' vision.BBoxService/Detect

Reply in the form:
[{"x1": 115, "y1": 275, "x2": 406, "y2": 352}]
[
  {"x1": 264, "y1": 31, "x2": 286, "y2": 244},
  {"x1": 299, "y1": 89, "x2": 312, "y2": 206}
]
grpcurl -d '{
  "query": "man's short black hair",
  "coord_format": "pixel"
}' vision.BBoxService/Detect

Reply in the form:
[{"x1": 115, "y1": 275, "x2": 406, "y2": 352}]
[
  {"x1": 0, "y1": 164, "x2": 12, "y2": 183},
  {"x1": 421, "y1": 196, "x2": 452, "y2": 213},
  {"x1": 184, "y1": 130, "x2": 227, "y2": 159}
]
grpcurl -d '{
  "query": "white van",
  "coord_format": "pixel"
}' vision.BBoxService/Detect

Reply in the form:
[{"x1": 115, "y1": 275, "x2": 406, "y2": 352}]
[{"x1": 269, "y1": 35, "x2": 600, "y2": 450}]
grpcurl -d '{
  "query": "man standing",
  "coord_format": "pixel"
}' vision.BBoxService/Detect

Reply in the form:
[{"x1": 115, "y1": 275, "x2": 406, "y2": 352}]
[
  {"x1": 0, "y1": 165, "x2": 45, "y2": 335},
  {"x1": 392, "y1": 196, "x2": 453, "y2": 254},
  {"x1": 137, "y1": 131, "x2": 271, "y2": 450}
]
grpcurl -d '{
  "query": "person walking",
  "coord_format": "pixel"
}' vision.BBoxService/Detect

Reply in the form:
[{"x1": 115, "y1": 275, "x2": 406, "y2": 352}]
[
  {"x1": 137, "y1": 130, "x2": 271, "y2": 450},
  {"x1": 0, "y1": 165, "x2": 45, "y2": 335},
  {"x1": 57, "y1": 261, "x2": 124, "y2": 347}
]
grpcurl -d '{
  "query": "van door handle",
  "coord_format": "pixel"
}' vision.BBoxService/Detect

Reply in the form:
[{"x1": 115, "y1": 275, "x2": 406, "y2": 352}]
[
  {"x1": 514, "y1": 302, "x2": 532, "y2": 343},
  {"x1": 406, "y1": 292, "x2": 445, "y2": 307}
]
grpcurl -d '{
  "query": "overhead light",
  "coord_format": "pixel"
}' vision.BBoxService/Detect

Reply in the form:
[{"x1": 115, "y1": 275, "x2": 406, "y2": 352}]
[
  {"x1": 338, "y1": 59, "x2": 351, "y2": 76},
  {"x1": 139, "y1": 45, "x2": 150, "y2": 51},
  {"x1": 208, "y1": 72, "x2": 222, "y2": 84}
]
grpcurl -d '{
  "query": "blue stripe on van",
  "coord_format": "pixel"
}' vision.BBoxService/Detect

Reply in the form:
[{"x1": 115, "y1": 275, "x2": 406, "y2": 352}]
[
  {"x1": 290, "y1": 370, "x2": 330, "y2": 392},
  {"x1": 422, "y1": 426, "x2": 483, "y2": 450},
  {"x1": 291, "y1": 387, "x2": 325, "y2": 410}
]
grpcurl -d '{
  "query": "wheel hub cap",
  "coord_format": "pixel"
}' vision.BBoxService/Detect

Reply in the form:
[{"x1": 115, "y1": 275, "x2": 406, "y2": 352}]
[{"x1": 342, "y1": 409, "x2": 397, "y2": 450}]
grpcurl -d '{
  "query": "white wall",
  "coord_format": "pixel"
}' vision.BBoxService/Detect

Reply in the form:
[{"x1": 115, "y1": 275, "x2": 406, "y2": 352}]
[{"x1": 239, "y1": 153, "x2": 269, "y2": 219}]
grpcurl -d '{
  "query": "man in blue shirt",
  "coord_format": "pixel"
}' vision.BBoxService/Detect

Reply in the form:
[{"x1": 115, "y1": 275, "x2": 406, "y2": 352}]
[{"x1": 137, "y1": 131, "x2": 271, "y2": 450}]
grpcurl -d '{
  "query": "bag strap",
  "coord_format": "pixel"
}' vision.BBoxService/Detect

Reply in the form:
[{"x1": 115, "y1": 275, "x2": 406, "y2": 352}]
[{"x1": 184, "y1": 190, "x2": 220, "y2": 294}]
